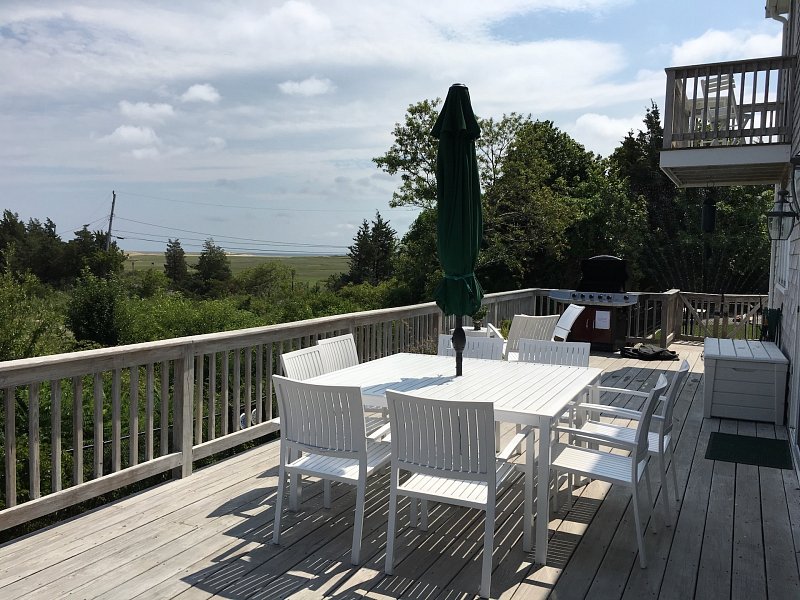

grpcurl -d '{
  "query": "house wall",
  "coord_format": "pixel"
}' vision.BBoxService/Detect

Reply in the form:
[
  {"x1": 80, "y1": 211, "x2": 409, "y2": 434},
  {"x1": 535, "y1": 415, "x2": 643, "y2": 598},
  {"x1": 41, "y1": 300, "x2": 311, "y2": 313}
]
[{"x1": 778, "y1": 0, "x2": 800, "y2": 448}]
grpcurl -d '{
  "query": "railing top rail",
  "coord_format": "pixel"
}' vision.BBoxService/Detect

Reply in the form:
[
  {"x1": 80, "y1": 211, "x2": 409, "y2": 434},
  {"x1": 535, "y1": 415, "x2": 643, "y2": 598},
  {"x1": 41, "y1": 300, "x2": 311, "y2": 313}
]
[{"x1": 665, "y1": 55, "x2": 794, "y2": 74}]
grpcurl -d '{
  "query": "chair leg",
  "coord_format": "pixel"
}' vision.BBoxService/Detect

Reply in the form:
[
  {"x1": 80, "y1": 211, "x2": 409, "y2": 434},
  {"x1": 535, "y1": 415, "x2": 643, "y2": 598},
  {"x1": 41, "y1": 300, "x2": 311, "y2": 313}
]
[
  {"x1": 420, "y1": 500, "x2": 429, "y2": 531},
  {"x1": 351, "y1": 479, "x2": 366, "y2": 565},
  {"x1": 670, "y1": 444, "x2": 680, "y2": 504},
  {"x1": 410, "y1": 498, "x2": 418, "y2": 527},
  {"x1": 323, "y1": 480, "x2": 332, "y2": 509},
  {"x1": 480, "y1": 503, "x2": 494, "y2": 598},
  {"x1": 272, "y1": 450, "x2": 286, "y2": 545},
  {"x1": 659, "y1": 452, "x2": 672, "y2": 525},
  {"x1": 631, "y1": 484, "x2": 647, "y2": 568},
  {"x1": 385, "y1": 472, "x2": 398, "y2": 575},
  {"x1": 289, "y1": 449, "x2": 301, "y2": 511}
]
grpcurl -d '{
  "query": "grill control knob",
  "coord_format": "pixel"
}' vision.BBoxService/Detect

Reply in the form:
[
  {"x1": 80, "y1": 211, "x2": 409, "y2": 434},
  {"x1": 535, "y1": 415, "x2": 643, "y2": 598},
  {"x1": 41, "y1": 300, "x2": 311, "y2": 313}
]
[
  {"x1": 623, "y1": 295, "x2": 629, "y2": 301},
  {"x1": 606, "y1": 295, "x2": 612, "y2": 301},
  {"x1": 571, "y1": 293, "x2": 577, "y2": 299},
  {"x1": 588, "y1": 294, "x2": 594, "y2": 300},
  {"x1": 580, "y1": 294, "x2": 585, "y2": 300}
]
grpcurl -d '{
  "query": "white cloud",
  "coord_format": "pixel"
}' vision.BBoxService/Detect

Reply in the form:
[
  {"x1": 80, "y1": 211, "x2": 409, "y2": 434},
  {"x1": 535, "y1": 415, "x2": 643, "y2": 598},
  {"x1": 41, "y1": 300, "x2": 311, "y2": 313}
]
[
  {"x1": 130, "y1": 147, "x2": 161, "y2": 160},
  {"x1": 671, "y1": 29, "x2": 782, "y2": 65},
  {"x1": 181, "y1": 83, "x2": 221, "y2": 103},
  {"x1": 206, "y1": 136, "x2": 227, "y2": 150},
  {"x1": 100, "y1": 125, "x2": 160, "y2": 146},
  {"x1": 278, "y1": 76, "x2": 335, "y2": 97},
  {"x1": 119, "y1": 100, "x2": 174, "y2": 121},
  {"x1": 568, "y1": 112, "x2": 645, "y2": 157}
]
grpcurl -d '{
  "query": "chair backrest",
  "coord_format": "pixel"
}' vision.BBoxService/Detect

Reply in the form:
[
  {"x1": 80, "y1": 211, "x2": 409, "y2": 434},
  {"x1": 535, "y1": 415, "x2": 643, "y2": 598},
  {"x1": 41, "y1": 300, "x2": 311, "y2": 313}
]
[
  {"x1": 273, "y1": 375, "x2": 366, "y2": 457},
  {"x1": 385, "y1": 390, "x2": 495, "y2": 483},
  {"x1": 633, "y1": 375, "x2": 669, "y2": 464},
  {"x1": 437, "y1": 334, "x2": 503, "y2": 360},
  {"x1": 517, "y1": 339, "x2": 590, "y2": 367},
  {"x1": 702, "y1": 73, "x2": 735, "y2": 100},
  {"x1": 317, "y1": 333, "x2": 359, "y2": 372},
  {"x1": 660, "y1": 360, "x2": 690, "y2": 436},
  {"x1": 280, "y1": 346, "x2": 326, "y2": 380},
  {"x1": 552, "y1": 304, "x2": 586, "y2": 341},
  {"x1": 506, "y1": 314, "x2": 560, "y2": 354}
]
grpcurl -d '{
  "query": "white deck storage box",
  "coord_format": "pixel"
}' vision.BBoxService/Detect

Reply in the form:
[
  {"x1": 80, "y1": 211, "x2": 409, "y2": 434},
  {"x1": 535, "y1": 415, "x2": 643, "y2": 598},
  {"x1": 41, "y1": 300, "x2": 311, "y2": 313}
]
[{"x1": 704, "y1": 338, "x2": 788, "y2": 424}]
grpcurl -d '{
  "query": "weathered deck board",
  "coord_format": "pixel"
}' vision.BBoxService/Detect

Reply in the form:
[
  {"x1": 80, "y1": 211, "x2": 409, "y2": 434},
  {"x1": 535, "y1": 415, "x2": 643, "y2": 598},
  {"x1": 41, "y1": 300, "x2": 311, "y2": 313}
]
[{"x1": 0, "y1": 342, "x2": 798, "y2": 600}]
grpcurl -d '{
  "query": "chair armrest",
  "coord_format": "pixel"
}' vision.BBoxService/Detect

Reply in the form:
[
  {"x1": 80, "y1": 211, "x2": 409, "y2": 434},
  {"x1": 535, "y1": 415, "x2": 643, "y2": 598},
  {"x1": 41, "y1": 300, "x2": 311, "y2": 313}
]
[
  {"x1": 575, "y1": 402, "x2": 643, "y2": 421},
  {"x1": 595, "y1": 386, "x2": 649, "y2": 398},
  {"x1": 367, "y1": 422, "x2": 392, "y2": 442},
  {"x1": 554, "y1": 426, "x2": 636, "y2": 451},
  {"x1": 497, "y1": 425, "x2": 534, "y2": 460}
]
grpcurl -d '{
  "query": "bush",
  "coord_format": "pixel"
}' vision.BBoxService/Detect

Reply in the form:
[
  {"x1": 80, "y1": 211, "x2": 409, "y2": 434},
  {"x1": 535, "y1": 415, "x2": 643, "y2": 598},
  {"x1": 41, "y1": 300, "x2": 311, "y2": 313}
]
[{"x1": 66, "y1": 271, "x2": 127, "y2": 347}]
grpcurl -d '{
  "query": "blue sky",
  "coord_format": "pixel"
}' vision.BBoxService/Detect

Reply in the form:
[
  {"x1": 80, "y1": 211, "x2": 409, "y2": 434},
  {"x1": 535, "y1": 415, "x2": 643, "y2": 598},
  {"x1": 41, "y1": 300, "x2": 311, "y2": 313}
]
[{"x1": 0, "y1": 0, "x2": 783, "y2": 255}]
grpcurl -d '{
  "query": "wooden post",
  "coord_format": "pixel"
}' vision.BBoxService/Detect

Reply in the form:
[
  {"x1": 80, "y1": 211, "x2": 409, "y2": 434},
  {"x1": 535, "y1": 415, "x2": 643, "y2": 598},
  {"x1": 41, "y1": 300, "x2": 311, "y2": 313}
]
[
  {"x1": 173, "y1": 348, "x2": 194, "y2": 479},
  {"x1": 5, "y1": 387, "x2": 16, "y2": 507}
]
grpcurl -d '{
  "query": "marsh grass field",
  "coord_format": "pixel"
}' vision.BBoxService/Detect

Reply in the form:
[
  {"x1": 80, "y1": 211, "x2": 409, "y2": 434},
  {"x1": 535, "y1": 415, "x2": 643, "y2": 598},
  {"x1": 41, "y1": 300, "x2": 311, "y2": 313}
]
[{"x1": 126, "y1": 252, "x2": 348, "y2": 283}]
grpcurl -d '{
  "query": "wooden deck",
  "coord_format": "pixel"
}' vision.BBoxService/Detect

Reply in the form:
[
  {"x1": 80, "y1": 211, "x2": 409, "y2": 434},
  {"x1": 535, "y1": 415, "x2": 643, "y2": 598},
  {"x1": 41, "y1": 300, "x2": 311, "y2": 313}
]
[{"x1": 1, "y1": 342, "x2": 798, "y2": 599}]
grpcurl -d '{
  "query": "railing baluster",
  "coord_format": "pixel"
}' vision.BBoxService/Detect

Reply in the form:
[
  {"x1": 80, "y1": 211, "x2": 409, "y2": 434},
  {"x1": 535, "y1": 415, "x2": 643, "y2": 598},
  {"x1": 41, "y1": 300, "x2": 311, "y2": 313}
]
[
  {"x1": 29, "y1": 383, "x2": 40, "y2": 500},
  {"x1": 222, "y1": 351, "x2": 229, "y2": 435},
  {"x1": 51, "y1": 379, "x2": 61, "y2": 492},
  {"x1": 146, "y1": 363, "x2": 154, "y2": 461},
  {"x1": 233, "y1": 349, "x2": 241, "y2": 431},
  {"x1": 208, "y1": 352, "x2": 216, "y2": 439},
  {"x1": 245, "y1": 346, "x2": 252, "y2": 428},
  {"x1": 194, "y1": 354, "x2": 203, "y2": 443},
  {"x1": 129, "y1": 365, "x2": 139, "y2": 467},
  {"x1": 72, "y1": 377, "x2": 83, "y2": 485},
  {"x1": 93, "y1": 372, "x2": 103, "y2": 479},
  {"x1": 160, "y1": 361, "x2": 169, "y2": 456},
  {"x1": 255, "y1": 345, "x2": 263, "y2": 425},
  {"x1": 112, "y1": 369, "x2": 121, "y2": 473},
  {"x1": 5, "y1": 387, "x2": 16, "y2": 507}
]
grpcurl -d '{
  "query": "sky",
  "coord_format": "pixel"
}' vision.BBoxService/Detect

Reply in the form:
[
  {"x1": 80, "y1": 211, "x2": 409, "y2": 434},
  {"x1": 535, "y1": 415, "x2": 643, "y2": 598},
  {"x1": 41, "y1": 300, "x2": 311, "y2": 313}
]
[{"x1": 0, "y1": 0, "x2": 785, "y2": 255}]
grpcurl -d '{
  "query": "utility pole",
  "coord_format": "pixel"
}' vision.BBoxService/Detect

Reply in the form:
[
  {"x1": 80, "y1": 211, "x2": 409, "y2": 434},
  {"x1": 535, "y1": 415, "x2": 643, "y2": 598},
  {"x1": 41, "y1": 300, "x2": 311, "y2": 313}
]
[{"x1": 105, "y1": 190, "x2": 116, "y2": 251}]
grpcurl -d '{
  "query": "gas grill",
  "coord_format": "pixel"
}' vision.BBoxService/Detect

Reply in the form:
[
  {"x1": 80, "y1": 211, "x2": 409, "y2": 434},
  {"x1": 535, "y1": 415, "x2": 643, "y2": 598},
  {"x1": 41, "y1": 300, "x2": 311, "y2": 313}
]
[{"x1": 548, "y1": 255, "x2": 640, "y2": 351}]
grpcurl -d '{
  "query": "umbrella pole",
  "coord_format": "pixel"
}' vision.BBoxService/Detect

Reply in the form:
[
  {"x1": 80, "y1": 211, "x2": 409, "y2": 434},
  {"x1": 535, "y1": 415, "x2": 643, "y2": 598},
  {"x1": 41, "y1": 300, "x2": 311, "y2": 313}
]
[{"x1": 452, "y1": 315, "x2": 466, "y2": 376}]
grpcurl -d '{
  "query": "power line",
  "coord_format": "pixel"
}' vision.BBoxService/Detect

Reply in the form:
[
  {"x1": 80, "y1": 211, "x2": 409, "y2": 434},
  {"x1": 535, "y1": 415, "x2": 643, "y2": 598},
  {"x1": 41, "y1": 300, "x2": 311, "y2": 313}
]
[
  {"x1": 115, "y1": 235, "x2": 341, "y2": 255},
  {"x1": 113, "y1": 217, "x2": 348, "y2": 249},
  {"x1": 115, "y1": 189, "x2": 419, "y2": 213}
]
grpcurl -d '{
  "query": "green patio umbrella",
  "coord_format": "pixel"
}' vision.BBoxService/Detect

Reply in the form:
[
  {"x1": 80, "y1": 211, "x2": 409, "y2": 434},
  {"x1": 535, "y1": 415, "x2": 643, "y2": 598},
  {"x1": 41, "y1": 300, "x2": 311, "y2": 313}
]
[{"x1": 431, "y1": 83, "x2": 484, "y2": 376}]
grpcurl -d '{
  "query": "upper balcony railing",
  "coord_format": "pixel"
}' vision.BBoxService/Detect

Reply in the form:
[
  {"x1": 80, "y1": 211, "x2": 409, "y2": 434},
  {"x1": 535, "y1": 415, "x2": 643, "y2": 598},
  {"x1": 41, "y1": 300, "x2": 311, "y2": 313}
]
[{"x1": 663, "y1": 56, "x2": 795, "y2": 150}]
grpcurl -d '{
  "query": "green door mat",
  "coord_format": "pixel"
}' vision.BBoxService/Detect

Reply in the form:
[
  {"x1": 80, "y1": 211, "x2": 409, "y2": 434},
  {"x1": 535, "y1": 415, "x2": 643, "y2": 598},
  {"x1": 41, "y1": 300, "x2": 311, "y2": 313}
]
[{"x1": 705, "y1": 432, "x2": 793, "y2": 470}]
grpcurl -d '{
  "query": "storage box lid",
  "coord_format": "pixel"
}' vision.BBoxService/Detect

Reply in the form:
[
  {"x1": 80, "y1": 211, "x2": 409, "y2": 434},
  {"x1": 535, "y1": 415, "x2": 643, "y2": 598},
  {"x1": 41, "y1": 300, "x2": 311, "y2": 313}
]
[{"x1": 704, "y1": 338, "x2": 788, "y2": 364}]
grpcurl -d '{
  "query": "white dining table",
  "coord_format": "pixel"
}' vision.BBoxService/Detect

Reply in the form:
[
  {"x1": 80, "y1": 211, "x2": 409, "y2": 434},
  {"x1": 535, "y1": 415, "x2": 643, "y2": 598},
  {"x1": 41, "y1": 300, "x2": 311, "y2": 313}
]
[{"x1": 307, "y1": 352, "x2": 602, "y2": 564}]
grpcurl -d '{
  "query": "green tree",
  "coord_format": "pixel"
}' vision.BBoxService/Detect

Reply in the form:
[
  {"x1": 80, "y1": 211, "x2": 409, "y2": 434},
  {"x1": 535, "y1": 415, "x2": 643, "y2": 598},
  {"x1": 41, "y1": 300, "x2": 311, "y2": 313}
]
[
  {"x1": 164, "y1": 238, "x2": 188, "y2": 287},
  {"x1": 373, "y1": 99, "x2": 441, "y2": 209},
  {"x1": 191, "y1": 238, "x2": 232, "y2": 297},
  {"x1": 63, "y1": 226, "x2": 126, "y2": 280},
  {"x1": 0, "y1": 272, "x2": 71, "y2": 360},
  {"x1": 345, "y1": 212, "x2": 397, "y2": 285},
  {"x1": 66, "y1": 269, "x2": 127, "y2": 347}
]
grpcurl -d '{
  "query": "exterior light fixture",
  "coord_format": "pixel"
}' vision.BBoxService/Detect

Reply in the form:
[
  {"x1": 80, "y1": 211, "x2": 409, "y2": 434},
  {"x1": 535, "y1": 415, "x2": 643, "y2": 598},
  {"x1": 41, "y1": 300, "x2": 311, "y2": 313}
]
[{"x1": 767, "y1": 188, "x2": 797, "y2": 242}]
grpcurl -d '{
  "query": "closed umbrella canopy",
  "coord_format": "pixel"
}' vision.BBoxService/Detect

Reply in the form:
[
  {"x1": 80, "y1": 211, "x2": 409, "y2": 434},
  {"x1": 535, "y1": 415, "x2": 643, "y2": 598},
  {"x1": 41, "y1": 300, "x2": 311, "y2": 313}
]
[{"x1": 431, "y1": 83, "x2": 484, "y2": 318}]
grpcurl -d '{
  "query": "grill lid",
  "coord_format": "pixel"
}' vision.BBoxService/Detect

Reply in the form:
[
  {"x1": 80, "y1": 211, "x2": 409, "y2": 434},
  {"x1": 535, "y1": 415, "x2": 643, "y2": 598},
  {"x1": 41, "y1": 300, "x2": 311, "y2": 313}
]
[{"x1": 576, "y1": 255, "x2": 628, "y2": 293}]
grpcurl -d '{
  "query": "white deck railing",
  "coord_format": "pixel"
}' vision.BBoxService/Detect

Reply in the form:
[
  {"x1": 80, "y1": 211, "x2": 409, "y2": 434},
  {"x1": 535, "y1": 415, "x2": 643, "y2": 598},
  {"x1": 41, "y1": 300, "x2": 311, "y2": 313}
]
[{"x1": 0, "y1": 287, "x2": 764, "y2": 530}]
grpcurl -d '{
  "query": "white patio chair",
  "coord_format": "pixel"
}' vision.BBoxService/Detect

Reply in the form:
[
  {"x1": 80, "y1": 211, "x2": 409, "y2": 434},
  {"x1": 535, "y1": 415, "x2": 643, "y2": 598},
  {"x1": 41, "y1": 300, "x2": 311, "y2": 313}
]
[
  {"x1": 517, "y1": 339, "x2": 590, "y2": 367},
  {"x1": 568, "y1": 360, "x2": 690, "y2": 523},
  {"x1": 505, "y1": 314, "x2": 560, "y2": 359},
  {"x1": 280, "y1": 345, "x2": 326, "y2": 380},
  {"x1": 486, "y1": 322, "x2": 504, "y2": 339},
  {"x1": 272, "y1": 376, "x2": 390, "y2": 565},
  {"x1": 437, "y1": 334, "x2": 503, "y2": 360},
  {"x1": 551, "y1": 374, "x2": 669, "y2": 568},
  {"x1": 552, "y1": 303, "x2": 586, "y2": 341},
  {"x1": 317, "y1": 333, "x2": 359, "y2": 371},
  {"x1": 384, "y1": 390, "x2": 531, "y2": 599}
]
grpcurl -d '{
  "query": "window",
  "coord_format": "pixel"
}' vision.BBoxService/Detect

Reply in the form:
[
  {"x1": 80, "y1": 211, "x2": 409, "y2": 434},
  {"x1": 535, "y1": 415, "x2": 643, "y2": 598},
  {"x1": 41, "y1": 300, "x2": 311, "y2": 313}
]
[{"x1": 774, "y1": 237, "x2": 789, "y2": 290}]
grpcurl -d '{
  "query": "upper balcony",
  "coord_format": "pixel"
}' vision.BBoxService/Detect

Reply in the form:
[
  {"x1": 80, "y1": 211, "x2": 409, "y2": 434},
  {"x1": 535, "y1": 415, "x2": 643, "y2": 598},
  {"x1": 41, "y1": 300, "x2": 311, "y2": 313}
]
[{"x1": 660, "y1": 56, "x2": 795, "y2": 188}]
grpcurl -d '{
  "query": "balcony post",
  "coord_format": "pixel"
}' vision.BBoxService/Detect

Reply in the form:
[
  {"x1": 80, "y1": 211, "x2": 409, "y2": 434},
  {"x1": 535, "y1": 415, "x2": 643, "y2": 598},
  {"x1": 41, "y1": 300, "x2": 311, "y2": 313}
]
[
  {"x1": 663, "y1": 69, "x2": 676, "y2": 150},
  {"x1": 173, "y1": 345, "x2": 194, "y2": 479}
]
